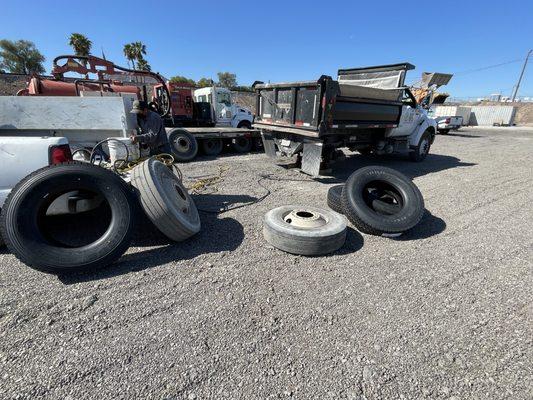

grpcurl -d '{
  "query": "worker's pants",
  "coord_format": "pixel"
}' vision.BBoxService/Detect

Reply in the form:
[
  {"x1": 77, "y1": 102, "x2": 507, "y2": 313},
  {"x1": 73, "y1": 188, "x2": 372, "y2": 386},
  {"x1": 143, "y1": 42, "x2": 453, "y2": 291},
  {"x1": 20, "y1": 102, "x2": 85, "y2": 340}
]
[{"x1": 150, "y1": 143, "x2": 172, "y2": 156}]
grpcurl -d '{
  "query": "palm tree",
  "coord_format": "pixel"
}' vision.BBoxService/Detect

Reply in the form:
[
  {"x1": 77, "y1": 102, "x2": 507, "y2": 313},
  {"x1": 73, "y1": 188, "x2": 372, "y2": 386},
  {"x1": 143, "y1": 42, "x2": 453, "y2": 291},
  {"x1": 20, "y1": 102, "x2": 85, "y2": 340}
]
[
  {"x1": 123, "y1": 43, "x2": 136, "y2": 69},
  {"x1": 136, "y1": 58, "x2": 151, "y2": 71},
  {"x1": 131, "y1": 42, "x2": 147, "y2": 66},
  {"x1": 68, "y1": 33, "x2": 92, "y2": 78},
  {"x1": 68, "y1": 33, "x2": 92, "y2": 59}
]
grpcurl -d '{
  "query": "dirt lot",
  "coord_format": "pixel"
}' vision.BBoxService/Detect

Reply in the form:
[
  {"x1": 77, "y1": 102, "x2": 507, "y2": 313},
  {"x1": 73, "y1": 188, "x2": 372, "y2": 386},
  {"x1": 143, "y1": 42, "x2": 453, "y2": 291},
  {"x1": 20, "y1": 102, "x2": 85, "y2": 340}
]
[{"x1": 1, "y1": 127, "x2": 532, "y2": 399}]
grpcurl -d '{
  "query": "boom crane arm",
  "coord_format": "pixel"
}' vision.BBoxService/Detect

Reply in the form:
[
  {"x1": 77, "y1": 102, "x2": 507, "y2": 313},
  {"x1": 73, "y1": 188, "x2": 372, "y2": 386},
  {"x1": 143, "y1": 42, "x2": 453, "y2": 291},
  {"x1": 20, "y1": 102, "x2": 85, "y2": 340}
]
[{"x1": 50, "y1": 55, "x2": 171, "y2": 117}]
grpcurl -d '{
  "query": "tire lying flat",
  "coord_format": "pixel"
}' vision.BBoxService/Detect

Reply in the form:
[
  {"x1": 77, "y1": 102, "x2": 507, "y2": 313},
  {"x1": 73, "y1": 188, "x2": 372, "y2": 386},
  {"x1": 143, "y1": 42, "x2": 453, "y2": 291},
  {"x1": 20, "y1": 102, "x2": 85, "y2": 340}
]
[
  {"x1": 341, "y1": 166, "x2": 424, "y2": 236},
  {"x1": 131, "y1": 158, "x2": 200, "y2": 241},
  {"x1": 327, "y1": 185, "x2": 345, "y2": 214},
  {"x1": 263, "y1": 205, "x2": 346, "y2": 256},
  {"x1": 0, "y1": 162, "x2": 136, "y2": 273}
]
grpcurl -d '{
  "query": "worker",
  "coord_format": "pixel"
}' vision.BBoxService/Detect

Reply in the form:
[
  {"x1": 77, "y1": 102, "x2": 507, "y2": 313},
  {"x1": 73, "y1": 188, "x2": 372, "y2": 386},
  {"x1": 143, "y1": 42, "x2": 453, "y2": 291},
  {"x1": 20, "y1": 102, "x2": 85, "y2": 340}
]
[{"x1": 129, "y1": 100, "x2": 172, "y2": 155}]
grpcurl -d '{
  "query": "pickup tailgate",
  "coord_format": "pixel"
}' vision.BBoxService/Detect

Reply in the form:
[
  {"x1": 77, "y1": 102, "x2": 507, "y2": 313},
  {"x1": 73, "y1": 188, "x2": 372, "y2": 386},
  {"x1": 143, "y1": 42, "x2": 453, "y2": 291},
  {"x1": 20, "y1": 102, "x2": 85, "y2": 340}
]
[{"x1": 0, "y1": 136, "x2": 68, "y2": 208}]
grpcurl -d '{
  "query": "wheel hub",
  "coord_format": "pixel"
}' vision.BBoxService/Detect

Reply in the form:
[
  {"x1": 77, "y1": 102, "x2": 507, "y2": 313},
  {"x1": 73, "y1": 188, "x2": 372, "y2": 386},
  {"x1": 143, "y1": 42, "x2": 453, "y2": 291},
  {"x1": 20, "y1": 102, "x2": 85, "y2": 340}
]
[
  {"x1": 284, "y1": 209, "x2": 327, "y2": 228},
  {"x1": 174, "y1": 136, "x2": 191, "y2": 153}
]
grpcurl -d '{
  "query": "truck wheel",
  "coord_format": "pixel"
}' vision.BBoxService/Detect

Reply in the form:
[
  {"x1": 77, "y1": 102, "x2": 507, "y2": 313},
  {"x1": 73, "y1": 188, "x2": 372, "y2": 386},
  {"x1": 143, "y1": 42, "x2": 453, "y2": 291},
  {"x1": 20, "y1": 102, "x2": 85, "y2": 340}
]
[
  {"x1": 341, "y1": 166, "x2": 424, "y2": 236},
  {"x1": 131, "y1": 158, "x2": 200, "y2": 242},
  {"x1": 201, "y1": 138, "x2": 223, "y2": 156},
  {"x1": 232, "y1": 137, "x2": 252, "y2": 153},
  {"x1": 327, "y1": 185, "x2": 345, "y2": 214},
  {"x1": 263, "y1": 205, "x2": 346, "y2": 256},
  {"x1": 237, "y1": 121, "x2": 252, "y2": 129},
  {"x1": 168, "y1": 128, "x2": 198, "y2": 162},
  {"x1": 409, "y1": 131, "x2": 431, "y2": 162},
  {"x1": 0, "y1": 162, "x2": 136, "y2": 273},
  {"x1": 252, "y1": 137, "x2": 264, "y2": 152}
]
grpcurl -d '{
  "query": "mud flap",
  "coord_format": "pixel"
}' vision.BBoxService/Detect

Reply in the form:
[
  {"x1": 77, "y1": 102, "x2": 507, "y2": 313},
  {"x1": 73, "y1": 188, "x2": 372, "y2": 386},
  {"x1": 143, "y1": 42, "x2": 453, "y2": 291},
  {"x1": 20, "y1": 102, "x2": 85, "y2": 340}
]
[
  {"x1": 301, "y1": 142, "x2": 324, "y2": 176},
  {"x1": 261, "y1": 132, "x2": 277, "y2": 158}
]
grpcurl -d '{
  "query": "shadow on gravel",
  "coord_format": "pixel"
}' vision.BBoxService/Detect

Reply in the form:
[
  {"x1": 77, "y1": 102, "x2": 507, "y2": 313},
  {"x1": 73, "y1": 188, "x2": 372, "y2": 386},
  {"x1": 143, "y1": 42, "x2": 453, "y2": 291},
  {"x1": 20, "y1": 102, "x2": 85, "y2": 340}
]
[
  {"x1": 315, "y1": 153, "x2": 477, "y2": 183},
  {"x1": 393, "y1": 210, "x2": 446, "y2": 241},
  {"x1": 58, "y1": 209, "x2": 245, "y2": 285},
  {"x1": 336, "y1": 227, "x2": 364, "y2": 254},
  {"x1": 441, "y1": 132, "x2": 483, "y2": 138}
]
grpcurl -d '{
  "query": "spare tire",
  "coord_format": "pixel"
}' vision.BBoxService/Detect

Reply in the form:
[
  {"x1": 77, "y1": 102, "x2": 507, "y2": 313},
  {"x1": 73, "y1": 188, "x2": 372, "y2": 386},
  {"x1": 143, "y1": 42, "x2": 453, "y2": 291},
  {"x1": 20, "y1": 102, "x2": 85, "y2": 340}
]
[
  {"x1": 327, "y1": 185, "x2": 345, "y2": 214},
  {"x1": 341, "y1": 166, "x2": 424, "y2": 236},
  {"x1": 131, "y1": 158, "x2": 200, "y2": 241},
  {"x1": 263, "y1": 205, "x2": 346, "y2": 256},
  {"x1": 168, "y1": 128, "x2": 198, "y2": 161},
  {"x1": 0, "y1": 162, "x2": 136, "y2": 273}
]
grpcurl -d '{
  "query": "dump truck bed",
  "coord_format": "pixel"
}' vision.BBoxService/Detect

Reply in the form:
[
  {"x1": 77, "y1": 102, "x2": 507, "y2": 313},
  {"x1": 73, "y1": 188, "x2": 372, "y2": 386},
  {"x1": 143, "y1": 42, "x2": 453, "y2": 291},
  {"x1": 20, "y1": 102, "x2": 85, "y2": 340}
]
[{"x1": 253, "y1": 63, "x2": 414, "y2": 138}]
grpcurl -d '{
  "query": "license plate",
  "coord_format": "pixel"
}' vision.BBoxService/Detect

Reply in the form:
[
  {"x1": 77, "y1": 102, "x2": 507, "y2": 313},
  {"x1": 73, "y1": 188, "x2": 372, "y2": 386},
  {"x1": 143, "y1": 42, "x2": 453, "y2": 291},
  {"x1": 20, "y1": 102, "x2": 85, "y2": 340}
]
[{"x1": 280, "y1": 139, "x2": 291, "y2": 146}]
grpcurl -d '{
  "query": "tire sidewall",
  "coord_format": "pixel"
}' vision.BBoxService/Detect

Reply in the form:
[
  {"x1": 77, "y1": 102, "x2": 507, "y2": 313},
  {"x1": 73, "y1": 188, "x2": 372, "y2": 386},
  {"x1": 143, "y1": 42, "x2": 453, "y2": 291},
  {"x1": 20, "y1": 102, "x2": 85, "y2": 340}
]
[
  {"x1": 1, "y1": 163, "x2": 135, "y2": 272},
  {"x1": 168, "y1": 129, "x2": 198, "y2": 161},
  {"x1": 343, "y1": 167, "x2": 424, "y2": 233}
]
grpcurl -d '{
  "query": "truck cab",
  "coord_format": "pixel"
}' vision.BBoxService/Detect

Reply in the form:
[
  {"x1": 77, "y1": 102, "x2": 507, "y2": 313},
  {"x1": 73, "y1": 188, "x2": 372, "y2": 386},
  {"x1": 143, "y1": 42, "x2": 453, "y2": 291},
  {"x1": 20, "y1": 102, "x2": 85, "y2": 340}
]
[{"x1": 193, "y1": 87, "x2": 254, "y2": 129}]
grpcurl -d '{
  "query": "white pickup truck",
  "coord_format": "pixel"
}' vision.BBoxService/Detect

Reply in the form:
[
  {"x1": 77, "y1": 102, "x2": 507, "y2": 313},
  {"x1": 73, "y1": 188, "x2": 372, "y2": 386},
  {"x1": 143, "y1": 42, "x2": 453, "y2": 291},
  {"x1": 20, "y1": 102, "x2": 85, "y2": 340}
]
[
  {"x1": 434, "y1": 116, "x2": 463, "y2": 134},
  {"x1": 0, "y1": 136, "x2": 73, "y2": 245}
]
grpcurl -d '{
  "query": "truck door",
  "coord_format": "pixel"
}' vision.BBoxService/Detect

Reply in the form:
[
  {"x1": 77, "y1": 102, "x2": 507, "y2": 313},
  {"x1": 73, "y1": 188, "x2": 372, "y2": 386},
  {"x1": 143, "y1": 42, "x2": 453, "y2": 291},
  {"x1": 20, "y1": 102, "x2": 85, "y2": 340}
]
[
  {"x1": 214, "y1": 89, "x2": 233, "y2": 127},
  {"x1": 388, "y1": 90, "x2": 420, "y2": 137}
]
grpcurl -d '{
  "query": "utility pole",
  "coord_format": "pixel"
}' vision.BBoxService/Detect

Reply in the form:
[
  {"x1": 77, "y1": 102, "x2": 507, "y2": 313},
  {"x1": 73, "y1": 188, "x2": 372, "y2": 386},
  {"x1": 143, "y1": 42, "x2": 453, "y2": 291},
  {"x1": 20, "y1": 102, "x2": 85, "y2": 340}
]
[{"x1": 511, "y1": 49, "x2": 532, "y2": 102}]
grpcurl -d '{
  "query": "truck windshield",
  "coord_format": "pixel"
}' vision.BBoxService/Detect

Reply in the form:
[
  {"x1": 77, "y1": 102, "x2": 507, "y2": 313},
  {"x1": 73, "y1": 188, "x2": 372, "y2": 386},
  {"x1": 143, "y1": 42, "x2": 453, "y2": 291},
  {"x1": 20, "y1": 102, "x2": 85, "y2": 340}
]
[{"x1": 217, "y1": 91, "x2": 231, "y2": 106}]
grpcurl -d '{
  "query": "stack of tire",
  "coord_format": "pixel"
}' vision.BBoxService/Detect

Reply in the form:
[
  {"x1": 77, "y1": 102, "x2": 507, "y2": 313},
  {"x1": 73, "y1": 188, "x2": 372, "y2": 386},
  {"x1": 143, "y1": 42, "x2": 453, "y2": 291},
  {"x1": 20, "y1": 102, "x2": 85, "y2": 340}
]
[
  {"x1": 327, "y1": 166, "x2": 424, "y2": 236},
  {"x1": 0, "y1": 159, "x2": 200, "y2": 274}
]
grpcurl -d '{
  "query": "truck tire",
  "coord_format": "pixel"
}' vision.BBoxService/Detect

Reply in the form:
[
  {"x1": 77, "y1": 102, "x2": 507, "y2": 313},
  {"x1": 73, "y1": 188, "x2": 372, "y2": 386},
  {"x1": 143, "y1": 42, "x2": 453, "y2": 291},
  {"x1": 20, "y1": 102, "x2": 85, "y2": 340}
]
[
  {"x1": 168, "y1": 128, "x2": 198, "y2": 162},
  {"x1": 252, "y1": 137, "x2": 264, "y2": 152},
  {"x1": 232, "y1": 137, "x2": 252, "y2": 153},
  {"x1": 439, "y1": 129, "x2": 450, "y2": 135},
  {"x1": 409, "y1": 130, "x2": 432, "y2": 162},
  {"x1": 201, "y1": 138, "x2": 223, "y2": 156},
  {"x1": 263, "y1": 205, "x2": 346, "y2": 256},
  {"x1": 341, "y1": 166, "x2": 424, "y2": 236},
  {"x1": 131, "y1": 158, "x2": 200, "y2": 242},
  {"x1": 0, "y1": 162, "x2": 136, "y2": 273},
  {"x1": 327, "y1": 185, "x2": 345, "y2": 214}
]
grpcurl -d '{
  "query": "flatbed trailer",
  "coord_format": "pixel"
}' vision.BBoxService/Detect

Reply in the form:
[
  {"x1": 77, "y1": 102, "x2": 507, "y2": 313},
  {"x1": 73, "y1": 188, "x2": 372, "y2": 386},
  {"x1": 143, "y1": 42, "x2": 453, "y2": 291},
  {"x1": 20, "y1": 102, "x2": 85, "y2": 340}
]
[
  {"x1": 165, "y1": 126, "x2": 262, "y2": 161},
  {"x1": 253, "y1": 63, "x2": 438, "y2": 175}
]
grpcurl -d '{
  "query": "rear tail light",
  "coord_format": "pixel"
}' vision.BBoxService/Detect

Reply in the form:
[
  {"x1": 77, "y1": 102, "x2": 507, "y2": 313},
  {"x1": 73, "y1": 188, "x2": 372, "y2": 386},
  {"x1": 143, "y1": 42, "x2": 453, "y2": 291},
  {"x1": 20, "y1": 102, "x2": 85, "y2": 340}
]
[
  {"x1": 49, "y1": 144, "x2": 73, "y2": 165},
  {"x1": 445, "y1": 118, "x2": 451, "y2": 123}
]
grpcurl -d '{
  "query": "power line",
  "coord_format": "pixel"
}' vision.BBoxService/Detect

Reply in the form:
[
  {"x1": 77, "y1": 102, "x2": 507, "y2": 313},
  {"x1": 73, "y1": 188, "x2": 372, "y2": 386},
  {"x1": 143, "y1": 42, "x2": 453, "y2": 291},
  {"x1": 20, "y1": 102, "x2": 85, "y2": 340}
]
[{"x1": 454, "y1": 59, "x2": 524, "y2": 76}]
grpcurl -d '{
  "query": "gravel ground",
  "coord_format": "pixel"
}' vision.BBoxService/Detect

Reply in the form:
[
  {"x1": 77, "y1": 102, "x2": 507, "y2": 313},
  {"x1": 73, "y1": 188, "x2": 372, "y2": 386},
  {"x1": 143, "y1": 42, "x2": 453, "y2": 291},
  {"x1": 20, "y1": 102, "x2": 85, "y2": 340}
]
[{"x1": 1, "y1": 127, "x2": 532, "y2": 399}]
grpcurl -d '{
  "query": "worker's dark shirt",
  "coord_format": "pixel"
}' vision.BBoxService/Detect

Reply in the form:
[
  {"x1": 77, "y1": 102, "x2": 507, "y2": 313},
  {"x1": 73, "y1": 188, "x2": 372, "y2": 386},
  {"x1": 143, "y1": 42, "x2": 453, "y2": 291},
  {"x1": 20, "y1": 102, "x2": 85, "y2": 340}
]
[{"x1": 137, "y1": 110, "x2": 169, "y2": 152}]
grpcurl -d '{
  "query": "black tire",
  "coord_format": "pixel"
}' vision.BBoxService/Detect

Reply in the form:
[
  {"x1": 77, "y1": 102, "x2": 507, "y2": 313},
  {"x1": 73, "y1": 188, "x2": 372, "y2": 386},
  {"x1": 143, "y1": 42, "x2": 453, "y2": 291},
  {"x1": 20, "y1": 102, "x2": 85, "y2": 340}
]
[
  {"x1": 168, "y1": 128, "x2": 198, "y2": 162},
  {"x1": 201, "y1": 138, "x2": 223, "y2": 156},
  {"x1": 409, "y1": 130, "x2": 432, "y2": 162},
  {"x1": 327, "y1": 185, "x2": 345, "y2": 214},
  {"x1": 232, "y1": 137, "x2": 252, "y2": 153},
  {"x1": 341, "y1": 166, "x2": 424, "y2": 236},
  {"x1": 237, "y1": 120, "x2": 252, "y2": 129},
  {"x1": 439, "y1": 129, "x2": 450, "y2": 135},
  {"x1": 0, "y1": 162, "x2": 136, "y2": 273},
  {"x1": 252, "y1": 137, "x2": 264, "y2": 152},
  {"x1": 263, "y1": 205, "x2": 346, "y2": 256}
]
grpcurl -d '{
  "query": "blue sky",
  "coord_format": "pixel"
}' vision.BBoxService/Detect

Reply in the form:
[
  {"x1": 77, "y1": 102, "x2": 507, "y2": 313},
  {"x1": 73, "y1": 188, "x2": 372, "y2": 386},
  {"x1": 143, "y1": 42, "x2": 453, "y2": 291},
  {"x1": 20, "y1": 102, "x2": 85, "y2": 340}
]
[{"x1": 1, "y1": 0, "x2": 532, "y2": 98}]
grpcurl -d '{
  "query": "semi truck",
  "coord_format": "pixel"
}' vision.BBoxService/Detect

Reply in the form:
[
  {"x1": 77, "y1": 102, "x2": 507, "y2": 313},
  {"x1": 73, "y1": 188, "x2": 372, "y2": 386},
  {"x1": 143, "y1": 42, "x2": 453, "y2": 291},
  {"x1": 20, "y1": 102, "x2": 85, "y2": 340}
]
[{"x1": 253, "y1": 63, "x2": 449, "y2": 175}]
